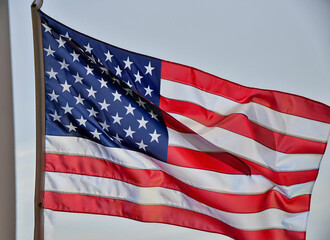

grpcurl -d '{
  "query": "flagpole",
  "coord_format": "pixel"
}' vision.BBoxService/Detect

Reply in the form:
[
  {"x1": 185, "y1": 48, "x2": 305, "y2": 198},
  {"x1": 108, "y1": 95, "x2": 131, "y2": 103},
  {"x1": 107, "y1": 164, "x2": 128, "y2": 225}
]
[
  {"x1": 31, "y1": 1, "x2": 45, "y2": 240},
  {"x1": 33, "y1": 0, "x2": 43, "y2": 9},
  {"x1": 0, "y1": 0, "x2": 16, "y2": 239}
]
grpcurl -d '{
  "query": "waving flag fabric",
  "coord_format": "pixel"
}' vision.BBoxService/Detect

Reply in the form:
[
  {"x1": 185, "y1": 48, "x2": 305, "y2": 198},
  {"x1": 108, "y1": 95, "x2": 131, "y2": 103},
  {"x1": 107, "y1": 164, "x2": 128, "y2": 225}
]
[{"x1": 38, "y1": 11, "x2": 330, "y2": 240}]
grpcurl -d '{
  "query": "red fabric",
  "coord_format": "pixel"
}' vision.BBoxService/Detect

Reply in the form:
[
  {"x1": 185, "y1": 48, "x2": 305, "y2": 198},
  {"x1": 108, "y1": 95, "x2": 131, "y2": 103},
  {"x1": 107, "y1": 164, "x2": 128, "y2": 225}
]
[
  {"x1": 161, "y1": 60, "x2": 330, "y2": 123},
  {"x1": 45, "y1": 153, "x2": 311, "y2": 214},
  {"x1": 44, "y1": 192, "x2": 306, "y2": 240},
  {"x1": 161, "y1": 97, "x2": 327, "y2": 154},
  {"x1": 167, "y1": 147, "x2": 319, "y2": 186}
]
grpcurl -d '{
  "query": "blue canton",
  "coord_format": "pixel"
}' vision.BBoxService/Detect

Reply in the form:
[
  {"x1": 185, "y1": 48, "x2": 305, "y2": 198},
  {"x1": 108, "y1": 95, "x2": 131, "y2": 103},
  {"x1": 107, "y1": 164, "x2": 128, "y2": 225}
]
[{"x1": 41, "y1": 12, "x2": 168, "y2": 162}]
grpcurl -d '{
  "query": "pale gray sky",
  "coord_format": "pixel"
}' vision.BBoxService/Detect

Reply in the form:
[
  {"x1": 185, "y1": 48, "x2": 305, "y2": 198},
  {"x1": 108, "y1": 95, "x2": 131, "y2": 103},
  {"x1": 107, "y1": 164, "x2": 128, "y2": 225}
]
[{"x1": 9, "y1": 0, "x2": 330, "y2": 239}]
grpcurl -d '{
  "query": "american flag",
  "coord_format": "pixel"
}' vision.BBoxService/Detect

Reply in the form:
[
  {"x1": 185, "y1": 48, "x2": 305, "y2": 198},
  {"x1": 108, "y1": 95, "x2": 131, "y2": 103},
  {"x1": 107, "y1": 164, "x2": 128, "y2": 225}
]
[{"x1": 39, "y1": 11, "x2": 330, "y2": 240}]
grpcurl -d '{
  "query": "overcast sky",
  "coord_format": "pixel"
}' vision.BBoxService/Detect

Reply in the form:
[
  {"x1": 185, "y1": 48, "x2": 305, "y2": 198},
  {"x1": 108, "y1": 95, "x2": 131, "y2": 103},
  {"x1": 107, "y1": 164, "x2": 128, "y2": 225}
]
[{"x1": 8, "y1": 0, "x2": 330, "y2": 239}]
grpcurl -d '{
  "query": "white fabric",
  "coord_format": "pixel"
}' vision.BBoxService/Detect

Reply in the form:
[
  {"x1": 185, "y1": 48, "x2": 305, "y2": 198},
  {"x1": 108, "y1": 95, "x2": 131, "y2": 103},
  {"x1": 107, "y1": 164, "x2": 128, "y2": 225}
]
[
  {"x1": 167, "y1": 114, "x2": 322, "y2": 171},
  {"x1": 45, "y1": 171, "x2": 309, "y2": 231},
  {"x1": 46, "y1": 135, "x2": 314, "y2": 197},
  {"x1": 161, "y1": 79, "x2": 330, "y2": 142}
]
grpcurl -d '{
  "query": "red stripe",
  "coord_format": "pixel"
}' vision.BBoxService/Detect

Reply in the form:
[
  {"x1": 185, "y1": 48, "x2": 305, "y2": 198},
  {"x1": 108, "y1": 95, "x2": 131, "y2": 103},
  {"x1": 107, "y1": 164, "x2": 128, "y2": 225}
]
[
  {"x1": 167, "y1": 146, "x2": 257, "y2": 175},
  {"x1": 161, "y1": 109, "x2": 195, "y2": 134},
  {"x1": 44, "y1": 192, "x2": 306, "y2": 240},
  {"x1": 161, "y1": 60, "x2": 330, "y2": 124},
  {"x1": 160, "y1": 97, "x2": 326, "y2": 154},
  {"x1": 167, "y1": 147, "x2": 319, "y2": 186},
  {"x1": 45, "y1": 153, "x2": 311, "y2": 213}
]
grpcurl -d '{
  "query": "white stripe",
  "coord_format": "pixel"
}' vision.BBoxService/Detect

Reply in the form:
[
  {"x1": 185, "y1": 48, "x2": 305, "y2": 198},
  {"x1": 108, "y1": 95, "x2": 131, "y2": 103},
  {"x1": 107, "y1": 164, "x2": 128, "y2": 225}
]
[
  {"x1": 44, "y1": 171, "x2": 309, "y2": 231},
  {"x1": 167, "y1": 113, "x2": 322, "y2": 171},
  {"x1": 160, "y1": 79, "x2": 330, "y2": 142},
  {"x1": 43, "y1": 209, "x2": 235, "y2": 240},
  {"x1": 46, "y1": 135, "x2": 314, "y2": 198}
]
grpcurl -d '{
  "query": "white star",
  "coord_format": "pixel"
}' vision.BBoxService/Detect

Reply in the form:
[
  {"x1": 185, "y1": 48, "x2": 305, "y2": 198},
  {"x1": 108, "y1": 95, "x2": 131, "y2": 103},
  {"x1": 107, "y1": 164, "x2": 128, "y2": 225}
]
[
  {"x1": 61, "y1": 32, "x2": 71, "y2": 40},
  {"x1": 137, "y1": 116, "x2": 148, "y2": 129},
  {"x1": 144, "y1": 61, "x2": 154, "y2": 75},
  {"x1": 48, "y1": 90, "x2": 59, "y2": 102},
  {"x1": 113, "y1": 133, "x2": 123, "y2": 143},
  {"x1": 84, "y1": 43, "x2": 93, "y2": 53},
  {"x1": 136, "y1": 140, "x2": 148, "y2": 151},
  {"x1": 56, "y1": 37, "x2": 66, "y2": 48},
  {"x1": 99, "y1": 121, "x2": 110, "y2": 131},
  {"x1": 112, "y1": 77, "x2": 121, "y2": 84},
  {"x1": 123, "y1": 56, "x2": 133, "y2": 69},
  {"x1": 58, "y1": 59, "x2": 69, "y2": 70},
  {"x1": 90, "y1": 129, "x2": 102, "y2": 140},
  {"x1": 42, "y1": 23, "x2": 51, "y2": 33},
  {"x1": 125, "y1": 103, "x2": 135, "y2": 116},
  {"x1": 124, "y1": 88, "x2": 133, "y2": 96},
  {"x1": 104, "y1": 50, "x2": 113, "y2": 62},
  {"x1": 50, "y1": 111, "x2": 61, "y2": 122},
  {"x1": 44, "y1": 45, "x2": 55, "y2": 57},
  {"x1": 76, "y1": 116, "x2": 87, "y2": 126},
  {"x1": 112, "y1": 113, "x2": 122, "y2": 125},
  {"x1": 100, "y1": 66, "x2": 109, "y2": 75},
  {"x1": 88, "y1": 55, "x2": 97, "y2": 64},
  {"x1": 85, "y1": 64, "x2": 94, "y2": 75},
  {"x1": 73, "y1": 73, "x2": 83, "y2": 84},
  {"x1": 70, "y1": 50, "x2": 80, "y2": 62},
  {"x1": 144, "y1": 85, "x2": 153, "y2": 97},
  {"x1": 136, "y1": 98, "x2": 146, "y2": 109},
  {"x1": 149, "y1": 110, "x2": 158, "y2": 120},
  {"x1": 60, "y1": 81, "x2": 71, "y2": 92},
  {"x1": 98, "y1": 78, "x2": 108, "y2": 88},
  {"x1": 126, "y1": 81, "x2": 133, "y2": 88},
  {"x1": 149, "y1": 129, "x2": 161, "y2": 143},
  {"x1": 61, "y1": 103, "x2": 73, "y2": 114},
  {"x1": 87, "y1": 107, "x2": 98, "y2": 117},
  {"x1": 74, "y1": 94, "x2": 85, "y2": 105},
  {"x1": 65, "y1": 123, "x2": 77, "y2": 132},
  {"x1": 124, "y1": 126, "x2": 135, "y2": 138},
  {"x1": 46, "y1": 68, "x2": 58, "y2": 79},
  {"x1": 98, "y1": 99, "x2": 110, "y2": 111},
  {"x1": 112, "y1": 90, "x2": 122, "y2": 102},
  {"x1": 86, "y1": 86, "x2": 97, "y2": 98},
  {"x1": 134, "y1": 71, "x2": 143, "y2": 83},
  {"x1": 114, "y1": 65, "x2": 122, "y2": 77}
]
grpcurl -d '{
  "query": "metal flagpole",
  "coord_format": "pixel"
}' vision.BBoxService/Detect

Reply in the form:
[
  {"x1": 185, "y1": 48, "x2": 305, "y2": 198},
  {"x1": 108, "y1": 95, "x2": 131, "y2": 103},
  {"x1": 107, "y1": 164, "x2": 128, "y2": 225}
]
[
  {"x1": 31, "y1": 1, "x2": 45, "y2": 239},
  {"x1": 0, "y1": 0, "x2": 16, "y2": 239}
]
